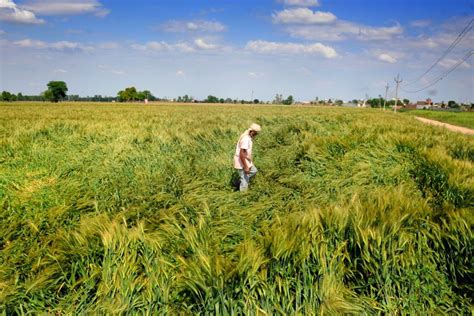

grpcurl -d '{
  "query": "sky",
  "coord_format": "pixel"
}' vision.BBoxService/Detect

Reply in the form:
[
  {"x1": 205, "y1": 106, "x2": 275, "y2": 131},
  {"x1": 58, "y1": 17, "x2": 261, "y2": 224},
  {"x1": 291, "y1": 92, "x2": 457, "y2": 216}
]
[{"x1": 0, "y1": 0, "x2": 473, "y2": 102}]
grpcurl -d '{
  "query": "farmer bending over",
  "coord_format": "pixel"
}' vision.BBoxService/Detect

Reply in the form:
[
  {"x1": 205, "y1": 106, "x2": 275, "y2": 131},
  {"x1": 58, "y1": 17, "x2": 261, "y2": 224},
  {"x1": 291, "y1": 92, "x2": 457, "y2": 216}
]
[{"x1": 234, "y1": 123, "x2": 262, "y2": 191}]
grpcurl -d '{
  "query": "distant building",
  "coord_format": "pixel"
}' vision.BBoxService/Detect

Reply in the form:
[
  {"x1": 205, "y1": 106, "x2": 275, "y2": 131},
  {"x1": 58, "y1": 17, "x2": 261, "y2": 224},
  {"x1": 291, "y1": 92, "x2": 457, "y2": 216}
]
[{"x1": 416, "y1": 98, "x2": 433, "y2": 109}]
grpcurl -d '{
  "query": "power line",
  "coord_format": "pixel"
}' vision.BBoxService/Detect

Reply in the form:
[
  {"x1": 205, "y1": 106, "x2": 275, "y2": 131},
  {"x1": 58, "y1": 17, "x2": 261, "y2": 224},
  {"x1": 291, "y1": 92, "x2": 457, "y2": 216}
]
[
  {"x1": 400, "y1": 50, "x2": 473, "y2": 93},
  {"x1": 405, "y1": 18, "x2": 473, "y2": 85}
]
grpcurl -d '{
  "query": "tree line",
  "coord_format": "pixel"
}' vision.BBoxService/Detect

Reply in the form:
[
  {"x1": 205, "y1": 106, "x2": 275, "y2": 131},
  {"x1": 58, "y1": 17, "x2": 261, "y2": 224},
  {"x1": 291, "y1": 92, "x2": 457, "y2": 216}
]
[{"x1": 1, "y1": 81, "x2": 472, "y2": 110}]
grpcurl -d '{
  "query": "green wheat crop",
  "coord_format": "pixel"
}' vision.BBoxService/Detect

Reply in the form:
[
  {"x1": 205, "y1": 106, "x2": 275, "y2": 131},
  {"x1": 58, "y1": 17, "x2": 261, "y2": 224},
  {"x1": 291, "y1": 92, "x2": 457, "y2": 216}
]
[{"x1": 0, "y1": 102, "x2": 472, "y2": 314}]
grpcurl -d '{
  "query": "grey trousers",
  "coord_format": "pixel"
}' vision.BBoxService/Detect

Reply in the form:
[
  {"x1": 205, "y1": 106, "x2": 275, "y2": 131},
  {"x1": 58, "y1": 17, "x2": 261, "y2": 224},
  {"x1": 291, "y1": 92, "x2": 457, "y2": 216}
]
[{"x1": 238, "y1": 166, "x2": 258, "y2": 191}]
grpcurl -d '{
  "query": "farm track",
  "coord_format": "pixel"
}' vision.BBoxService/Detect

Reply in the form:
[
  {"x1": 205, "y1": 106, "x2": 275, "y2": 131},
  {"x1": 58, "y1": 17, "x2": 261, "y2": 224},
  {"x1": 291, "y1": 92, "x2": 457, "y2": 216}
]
[{"x1": 415, "y1": 116, "x2": 474, "y2": 135}]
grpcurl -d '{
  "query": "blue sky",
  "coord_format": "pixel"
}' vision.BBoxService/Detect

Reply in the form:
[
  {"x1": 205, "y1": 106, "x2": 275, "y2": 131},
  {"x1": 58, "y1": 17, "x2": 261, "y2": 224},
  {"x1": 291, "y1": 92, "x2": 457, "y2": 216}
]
[{"x1": 1, "y1": 0, "x2": 473, "y2": 102}]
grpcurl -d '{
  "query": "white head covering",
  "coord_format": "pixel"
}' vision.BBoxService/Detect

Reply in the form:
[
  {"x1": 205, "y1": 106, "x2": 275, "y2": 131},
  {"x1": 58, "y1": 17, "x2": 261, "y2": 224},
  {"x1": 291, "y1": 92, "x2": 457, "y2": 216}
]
[
  {"x1": 238, "y1": 123, "x2": 262, "y2": 143},
  {"x1": 249, "y1": 123, "x2": 262, "y2": 132}
]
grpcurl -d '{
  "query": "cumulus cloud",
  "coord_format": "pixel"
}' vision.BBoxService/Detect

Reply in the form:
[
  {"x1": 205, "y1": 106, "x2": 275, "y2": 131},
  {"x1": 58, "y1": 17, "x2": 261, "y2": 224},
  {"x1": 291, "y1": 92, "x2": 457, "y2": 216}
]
[
  {"x1": 0, "y1": 0, "x2": 44, "y2": 24},
  {"x1": 287, "y1": 20, "x2": 403, "y2": 41},
  {"x1": 22, "y1": 0, "x2": 109, "y2": 17},
  {"x1": 176, "y1": 70, "x2": 185, "y2": 76},
  {"x1": 377, "y1": 53, "x2": 397, "y2": 63},
  {"x1": 246, "y1": 40, "x2": 337, "y2": 58},
  {"x1": 13, "y1": 38, "x2": 93, "y2": 51},
  {"x1": 278, "y1": 0, "x2": 320, "y2": 7},
  {"x1": 273, "y1": 8, "x2": 336, "y2": 24},
  {"x1": 194, "y1": 38, "x2": 218, "y2": 50},
  {"x1": 161, "y1": 20, "x2": 226, "y2": 33}
]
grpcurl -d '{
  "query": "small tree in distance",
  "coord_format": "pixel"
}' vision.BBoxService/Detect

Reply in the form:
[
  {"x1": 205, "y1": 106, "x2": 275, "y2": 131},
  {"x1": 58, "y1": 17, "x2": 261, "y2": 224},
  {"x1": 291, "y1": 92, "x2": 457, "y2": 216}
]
[
  {"x1": 283, "y1": 95, "x2": 294, "y2": 105},
  {"x1": 44, "y1": 81, "x2": 68, "y2": 102},
  {"x1": 117, "y1": 87, "x2": 138, "y2": 102}
]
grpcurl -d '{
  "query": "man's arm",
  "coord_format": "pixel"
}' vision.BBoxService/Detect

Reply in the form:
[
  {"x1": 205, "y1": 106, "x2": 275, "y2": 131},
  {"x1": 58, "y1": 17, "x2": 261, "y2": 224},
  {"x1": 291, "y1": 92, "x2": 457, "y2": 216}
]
[{"x1": 240, "y1": 148, "x2": 250, "y2": 174}]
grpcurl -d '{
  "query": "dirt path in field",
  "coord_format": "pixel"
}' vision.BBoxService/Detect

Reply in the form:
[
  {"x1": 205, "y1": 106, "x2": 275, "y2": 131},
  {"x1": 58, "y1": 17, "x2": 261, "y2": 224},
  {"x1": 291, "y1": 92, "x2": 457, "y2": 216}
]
[{"x1": 415, "y1": 116, "x2": 474, "y2": 136}]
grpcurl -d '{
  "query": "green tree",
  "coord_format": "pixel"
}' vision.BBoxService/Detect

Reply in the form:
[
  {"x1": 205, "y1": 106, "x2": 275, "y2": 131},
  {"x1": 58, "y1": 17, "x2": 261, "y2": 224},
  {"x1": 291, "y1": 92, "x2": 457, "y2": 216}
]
[
  {"x1": 45, "y1": 81, "x2": 68, "y2": 102},
  {"x1": 283, "y1": 95, "x2": 294, "y2": 105},
  {"x1": 43, "y1": 90, "x2": 53, "y2": 102},
  {"x1": 448, "y1": 100, "x2": 458, "y2": 108},
  {"x1": 1, "y1": 91, "x2": 13, "y2": 101},
  {"x1": 206, "y1": 95, "x2": 219, "y2": 103},
  {"x1": 403, "y1": 98, "x2": 410, "y2": 105},
  {"x1": 117, "y1": 87, "x2": 138, "y2": 102}
]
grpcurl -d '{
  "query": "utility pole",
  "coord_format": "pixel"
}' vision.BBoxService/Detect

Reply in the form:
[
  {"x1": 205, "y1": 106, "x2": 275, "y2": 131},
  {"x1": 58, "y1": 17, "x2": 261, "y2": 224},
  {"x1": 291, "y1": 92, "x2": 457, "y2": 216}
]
[
  {"x1": 394, "y1": 74, "x2": 403, "y2": 113},
  {"x1": 251, "y1": 90, "x2": 254, "y2": 102},
  {"x1": 383, "y1": 83, "x2": 389, "y2": 111}
]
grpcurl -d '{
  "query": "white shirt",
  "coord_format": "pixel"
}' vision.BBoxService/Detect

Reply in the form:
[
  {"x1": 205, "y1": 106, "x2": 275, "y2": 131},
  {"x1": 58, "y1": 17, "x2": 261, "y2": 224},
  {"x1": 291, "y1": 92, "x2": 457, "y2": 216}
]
[{"x1": 234, "y1": 134, "x2": 253, "y2": 169}]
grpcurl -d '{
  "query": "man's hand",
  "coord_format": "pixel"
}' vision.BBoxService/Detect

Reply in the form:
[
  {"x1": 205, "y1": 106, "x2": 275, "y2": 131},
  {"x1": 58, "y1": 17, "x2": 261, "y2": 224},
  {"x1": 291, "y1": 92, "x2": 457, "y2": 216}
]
[{"x1": 244, "y1": 166, "x2": 250, "y2": 174}]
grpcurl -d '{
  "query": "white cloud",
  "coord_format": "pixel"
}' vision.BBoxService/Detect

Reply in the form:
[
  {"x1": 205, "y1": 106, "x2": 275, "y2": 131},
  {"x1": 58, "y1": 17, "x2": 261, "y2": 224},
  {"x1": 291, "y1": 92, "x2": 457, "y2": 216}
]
[
  {"x1": 287, "y1": 20, "x2": 403, "y2": 41},
  {"x1": 131, "y1": 41, "x2": 196, "y2": 53},
  {"x1": 377, "y1": 53, "x2": 397, "y2": 63},
  {"x1": 246, "y1": 40, "x2": 337, "y2": 58},
  {"x1": 13, "y1": 38, "x2": 93, "y2": 51},
  {"x1": 53, "y1": 68, "x2": 67, "y2": 73},
  {"x1": 0, "y1": 0, "x2": 44, "y2": 24},
  {"x1": 273, "y1": 8, "x2": 336, "y2": 24},
  {"x1": 14, "y1": 38, "x2": 47, "y2": 48},
  {"x1": 131, "y1": 38, "x2": 223, "y2": 53},
  {"x1": 248, "y1": 71, "x2": 264, "y2": 78},
  {"x1": 176, "y1": 70, "x2": 185, "y2": 76},
  {"x1": 439, "y1": 58, "x2": 471, "y2": 69},
  {"x1": 413, "y1": 37, "x2": 438, "y2": 49},
  {"x1": 410, "y1": 19, "x2": 431, "y2": 28},
  {"x1": 161, "y1": 20, "x2": 226, "y2": 33},
  {"x1": 194, "y1": 38, "x2": 218, "y2": 50},
  {"x1": 22, "y1": 0, "x2": 109, "y2": 17},
  {"x1": 174, "y1": 42, "x2": 196, "y2": 53},
  {"x1": 278, "y1": 0, "x2": 320, "y2": 7},
  {"x1": 111, "y1": 69, "x2": 124, "y2": 75}
]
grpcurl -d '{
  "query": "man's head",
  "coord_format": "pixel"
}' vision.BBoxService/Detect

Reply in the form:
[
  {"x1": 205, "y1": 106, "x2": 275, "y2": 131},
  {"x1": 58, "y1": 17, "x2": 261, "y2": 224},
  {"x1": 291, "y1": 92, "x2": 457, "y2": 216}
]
[{"x1": 249, "y1": 123, "x2": 261, "y2": 138}]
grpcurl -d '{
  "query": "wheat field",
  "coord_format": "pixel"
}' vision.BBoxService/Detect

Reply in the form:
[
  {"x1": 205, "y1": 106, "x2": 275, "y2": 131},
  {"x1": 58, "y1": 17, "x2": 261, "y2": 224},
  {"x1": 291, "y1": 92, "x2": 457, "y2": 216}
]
[{"x1": 0, "y1": 102, "x2": 472, "y2": 314}]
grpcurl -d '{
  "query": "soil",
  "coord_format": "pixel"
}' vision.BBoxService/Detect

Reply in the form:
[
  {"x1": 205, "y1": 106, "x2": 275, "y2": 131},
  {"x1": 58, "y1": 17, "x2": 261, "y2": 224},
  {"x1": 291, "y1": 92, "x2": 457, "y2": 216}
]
[{"x1": 415, "y1": 116, "x2": 474, "y2": 136}]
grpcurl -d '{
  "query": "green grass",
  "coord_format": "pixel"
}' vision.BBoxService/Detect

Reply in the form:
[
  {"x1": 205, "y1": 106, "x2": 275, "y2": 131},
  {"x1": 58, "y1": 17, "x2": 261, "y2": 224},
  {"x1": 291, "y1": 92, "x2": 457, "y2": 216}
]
[
  {"x1": 404, "y1": 109, "x2": 474, "y2": 129},
  {"x1": 1, "y1": 102, "x2": 473, "y2": 314}
]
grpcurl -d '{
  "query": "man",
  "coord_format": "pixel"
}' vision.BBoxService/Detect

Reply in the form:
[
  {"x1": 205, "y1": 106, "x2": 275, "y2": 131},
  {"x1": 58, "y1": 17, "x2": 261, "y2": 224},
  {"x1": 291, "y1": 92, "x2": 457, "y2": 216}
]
[{"x1": 234, "y1": 123, "x2": 262, "y2": 191}]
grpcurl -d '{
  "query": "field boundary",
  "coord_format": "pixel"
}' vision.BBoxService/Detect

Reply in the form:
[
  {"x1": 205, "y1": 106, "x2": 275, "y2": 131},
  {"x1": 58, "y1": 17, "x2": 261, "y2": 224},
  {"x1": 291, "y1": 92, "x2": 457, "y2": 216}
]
[{"x1": 415, "y1": 116, "x2": 474, "y2": 135}]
